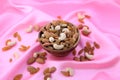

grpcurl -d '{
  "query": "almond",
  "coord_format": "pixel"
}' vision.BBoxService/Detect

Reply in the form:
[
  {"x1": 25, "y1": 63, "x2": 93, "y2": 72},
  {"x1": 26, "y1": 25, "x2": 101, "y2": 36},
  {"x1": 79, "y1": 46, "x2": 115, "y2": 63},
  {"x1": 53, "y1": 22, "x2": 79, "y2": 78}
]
[
  {"x1": 61, "y1": 71, "x2": 70, "y2": 77},
  {"x1": 27, "y1": 57, "x2": 36, "y2": 65},
  {"x1": 27, "y1": 66, "x2": 40, "y2": 74},
  {"x1": 13, "y1": 74, "x2": 23, "y2": 80},
  {"x1": 36, "y1": 58, "x2": 45, "y2": 64},
  {"x1": 94, "y1": 41, "x2": 100, "y2": 49}
]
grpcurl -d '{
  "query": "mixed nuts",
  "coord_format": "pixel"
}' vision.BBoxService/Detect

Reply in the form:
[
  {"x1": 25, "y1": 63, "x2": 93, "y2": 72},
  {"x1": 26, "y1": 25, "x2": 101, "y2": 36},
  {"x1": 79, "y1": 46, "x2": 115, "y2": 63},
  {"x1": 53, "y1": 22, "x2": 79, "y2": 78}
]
[{"x1": 38, "y1": 20, "x2": 80, "y2": 57}]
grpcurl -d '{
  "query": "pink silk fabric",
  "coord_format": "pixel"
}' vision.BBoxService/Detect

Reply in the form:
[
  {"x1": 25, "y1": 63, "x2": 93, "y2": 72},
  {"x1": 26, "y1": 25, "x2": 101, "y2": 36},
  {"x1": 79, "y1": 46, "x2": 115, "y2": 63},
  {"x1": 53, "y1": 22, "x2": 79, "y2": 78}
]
[{"x1": 0, "y1": 0, "x2": 120, "y2": 80}]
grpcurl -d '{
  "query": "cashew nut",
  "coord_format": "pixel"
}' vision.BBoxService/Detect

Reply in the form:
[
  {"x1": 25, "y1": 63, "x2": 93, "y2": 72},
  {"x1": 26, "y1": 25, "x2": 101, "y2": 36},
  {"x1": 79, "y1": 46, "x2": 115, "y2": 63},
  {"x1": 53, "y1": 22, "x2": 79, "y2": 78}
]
[
  {"x1": 85, "y1": 52, "x2": 94, "y2": 60},
  {"x1": 82, "y1": 26, "x2": 91, "y2": 33},
  {"x1": 47, "y1": 77, "x2": 51, "y2": 80},
  {"x1": 41, "y1": 34, "x2": 45, "y2": 37},
  {"x1": 50, "y1": 25, "x2": 54, "y2": 30},
  {"x1": 53, "y1": 43, "x2": 64, "y2": 50},
  {"x1": 49, "y1": 37, "x2": 55, "y2": 42},
  {"x1": 61, "y1": 24, "x2": 67, "y2": 27},
  {"x1": 62, "y1": 28, "x2": 70, "y2": 33},
  {"x1": 77, "y1": 13, "x2": 85, "y2": 20},
  {"x1": 55, "y1": 25, "x2": 61, "y2": 30},
  {"x1": 7, "y1": 41, "x2": 16, "y2": 47},
  {"x1": 58, "y1": 33, "x2": 66, "y2": 41},
  {"x1": 66, "y1": 67, "x2": 74, "y2": 76},
  {"x1": 26, "y1": 25, "x2": 33, "y2": 33}
]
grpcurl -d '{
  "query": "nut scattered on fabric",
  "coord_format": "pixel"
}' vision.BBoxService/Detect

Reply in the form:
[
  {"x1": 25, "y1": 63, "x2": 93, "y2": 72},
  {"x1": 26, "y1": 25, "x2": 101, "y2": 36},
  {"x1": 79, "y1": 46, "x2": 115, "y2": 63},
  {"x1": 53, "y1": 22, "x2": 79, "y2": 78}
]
[
  {"x1": 13, "y1": 32, "x2": 21, "y2": 41},
  {"x1": 19, "y1": 45, "x2": 30, "y2": 51},
  {"x1": 27, "y1": 66, "x2": 40, "y2": 75},
  {"x1": 43, "y1": 67, "x2": 57, "y2": 80},
  {"x1": 13, "y1": 74, "x2": 23, "y2": 80}
]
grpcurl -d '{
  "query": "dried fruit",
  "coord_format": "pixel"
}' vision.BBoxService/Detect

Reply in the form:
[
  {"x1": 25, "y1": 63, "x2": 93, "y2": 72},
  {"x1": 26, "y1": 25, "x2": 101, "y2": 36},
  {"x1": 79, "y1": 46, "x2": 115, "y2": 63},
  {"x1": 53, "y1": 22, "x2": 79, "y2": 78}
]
[
  {"x1": 9, "y1": 58, "x2": 12, "y2": 62},
  {"x1": 2, "y1": 46, "x2": 12, "y2": 51},
  {"x1": 49, "y1": 67, "x2": 56, "y2": 73},
  {"x1": 53, "y1": 44, "x2": 64, "y2": 50},
  {"x1": 5, "y1": 39, "x2": 11, "y2": 46},
  {"x1": 78, "y1": 49, "x2": 84, "y2": 55},
  {"x1": 36, "y1": 58, "x2": 45, "y2": 64},
  {"x1": 49, "y1": 37, "x2": 55, "y2": 42},
  {"x1": 13, "y1": 74, "x2": 23, "y2": 80},
  {"x1": 73, "y1": 56, "x2": 80, "y2": 61},
  {"x1": 7, "y1": 40, "x2": 16, "y2": 47},
  {"x1": 81, "y1": 27, "x2": 91, "y2": 36},
  {"x1": 26, "y1": 25, "x2": 33, "y2": 33},
  {"x1": 80, "y1": 56, "x2": 88, "y2": 61},
  {"x1": 72, "y1": 49, "x2": 76, "y2": 56},
  {"x1": 61, "y1": 71, "x2": 70, "y2": 76},
  {"x1": 78, "y1": 24, "x2": 83, "y2": 29},
  {"x1": 13, "y1": 52, "x2": 20, "y2": 59},
  {"x1": 58, "y1": 33, "x2": 66, "y2": 41},
  {"x1": 94, "y1": 41, "x2": 100, "y2": 49},
  {"x1": 85, "y1": 14, "x2": 91, "y2": 19},
  {"x1": 27, "y1": 66, "x2": 40, "y2": 74},
  {"x1": 34, "y1": 25, "x2": 40, "y2": 32},
  {"x1": 13, "y1": 32, "x2": 21, "y2": 41},
  {"x1": 43, "y1": 68, "x2": 50, "y2": 75},
  {"x1": 19, "y1": 45, "x2": 30, "y2": 51},
  {"x1": 27, "y1": 57, "x2": 36, "y2": 65},
  {"x1": 85, "y1": 52, "x2": 94, "y2": 60}
]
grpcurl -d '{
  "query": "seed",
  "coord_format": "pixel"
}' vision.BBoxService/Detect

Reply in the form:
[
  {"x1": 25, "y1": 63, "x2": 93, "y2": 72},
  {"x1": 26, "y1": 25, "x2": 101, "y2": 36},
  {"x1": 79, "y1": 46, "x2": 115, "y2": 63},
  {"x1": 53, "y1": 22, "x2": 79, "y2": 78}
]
[
  {"x1": 2, "y1": 46, "x2": 12, "y2": 51},
  {"x1": 49, "y1": 37, "x2": 55, "y2": 42},
  {"x1": 5, "y1": 39, "x2": 11, "y2": 46},
  {"x1": 13, "y1": 32, "x2": 21, "y2": 41},
  {"x1": 94, "y1": 41, "x2": 100, "y2": 49},
  {"x1": 85, "y1": 15, "x2": 91, "y2": 19},
  {"x1": 55, "y1": 25, "x2": 61, "y2": 30},
  {"x1": 57, "y1": 16, "x2": 62, "y2": 19},
  {"x1": 7, "y1": 40, "x2": 16, "y2": 47},
  {"x1": 36, "y1": 58, "x2": 45, "y2": 64},
  {"x1": 43, "y1": 43, "x2": 53, "y2": 47},
  {"x1": 44, "y1": 73, "x2": 51, "y2": 78},
  {"x1": 80, "y1": 56, "x2": 88, "y2": 61},
  {"x1": 33, "y1": 52, "x2": 39, "y2": 58},
  {"x1": 86, "y1": 41, "x2": 91, "y2": 49},
  {"x1": 43, "y1": 68, "x2": 50, "y2": 75},
  {"x1": 82, "y1": 27, "x2": 91, "y2": 36},
  {"x1": 9, "y1": 58, "x2": 12, "y2": 62},
  {"x1": 77, "y1": 13, "x2": 85, "y2": 20},
  {"x1": 78, "y1": 24, "x2": 83, "y2": 29},
  {"x1": 13, "y1": 74, "x2": 23, "y2": 80},
  {"x1": 73, "y1": 57, "x2": 80, "y2": 61},
  {"x1": 85, "y1": 52, "x2": 94, "y2": 60},
  {"x1": 72, "y1": 49, "x2": 76, "y2": 56},
  {"x1": 61, "y1": 71, "x2": 70, "y2": 77},
  {"x1": 62, "y1": 28, "x2": 69, "y2": 33},
  {"x1": 78, "y1": 49, "x2": 84, "y2": 55},
  {"x1": 19, "y1": 45, "x2": 30, "y2": 51},
  {"x1": 58, "y1": 33, "x2": 66, "y2": 41},
  {"x1": 27, "y1": 66, "x2": 40, "y2": 74},
  {"x1": 26, "y1": 25, "x2": 33, "y2": 33},
  {"x1": 53, "y1": 43, "x2": 64, "y2": 50},
  {"x1": 34, "y1": 25, "x2": 40, "y2": 32},
  {"x1": 27, "y1": 57, "x2": 36, "y2": 65},
  {"x1": 49, "y1": 67, "x2": 56, "y2": 73},
  {"x1": 66, "y1": 68, "x2": 74, "y2": 76},
  {"x1": 13, "y1": 52, "x2": 20, "y2": 59}
]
